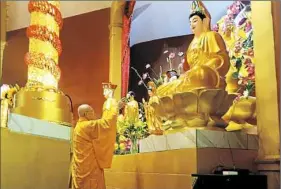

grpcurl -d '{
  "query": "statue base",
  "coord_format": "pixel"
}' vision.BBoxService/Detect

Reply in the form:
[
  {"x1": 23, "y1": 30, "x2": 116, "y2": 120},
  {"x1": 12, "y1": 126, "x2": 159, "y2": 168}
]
[
  {"x1": 140, "y1": 129, "x2": 258, "y2": 153},
  {"x1": 105, "y1": 129, "x2": 258, "y2": 189},
  {"x1": 11, "y1": 89, "x2": 73, "y2": 127}
]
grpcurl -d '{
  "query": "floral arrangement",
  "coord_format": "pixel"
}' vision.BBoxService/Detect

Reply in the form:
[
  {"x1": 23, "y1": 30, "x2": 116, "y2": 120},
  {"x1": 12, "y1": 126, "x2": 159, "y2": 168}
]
[
  {"x1": 213, "y1": 1, "x2": 255, "y2": 97},
  {"x1": 164, "y1": 50, "x2": 185, "y2": 75},
  {"x1": 132, "y1": 50, "x2": 185, "y2": 89},
  {"x1": 132, "y1": 65, "x2": 164, "y2": 89},
  {"x1": 115, "y1": 97, "x2": 149, "y2": 155},
  {"x1": 1, "y1": 84, "x2": 20, "y2": 106}
]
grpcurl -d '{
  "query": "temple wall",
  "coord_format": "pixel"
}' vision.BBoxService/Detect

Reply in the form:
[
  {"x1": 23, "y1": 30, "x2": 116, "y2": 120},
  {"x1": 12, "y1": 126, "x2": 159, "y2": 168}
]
[{"x1": 1, "y1": 8, "x2": 111, "y2": 119}]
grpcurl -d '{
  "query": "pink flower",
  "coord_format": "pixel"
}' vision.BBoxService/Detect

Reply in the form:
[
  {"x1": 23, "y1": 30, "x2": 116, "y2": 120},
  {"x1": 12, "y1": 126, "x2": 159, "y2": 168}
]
[
  {"x1": 247, "y1": 66, "x2": 255, "y2": 75},
  {"x1": 212, "y1": 24, "x2": 219, "y2": 32},
  {"x1": 169, "y1": 53, "x2": 175, "y2": 59},
  {"x1": 245, "y1": 21, "x2": 252, "y2": 33},
  {"x1": 145, "y1": 64, "x2": 151, "y2": 69},
  {"x1": 138, "y1": 80, "x2": 143, "y2": 86},
  {"x1": 181, "y1": 58, "x2": 185, "y2": 64}
]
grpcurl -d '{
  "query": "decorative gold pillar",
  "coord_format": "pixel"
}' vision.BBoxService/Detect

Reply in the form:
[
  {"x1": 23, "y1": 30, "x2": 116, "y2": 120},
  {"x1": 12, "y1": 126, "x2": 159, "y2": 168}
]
[
  {"x1": 252, "y1": 1, "x2": 280, "y2": 189},
  {"x1": 0, "y1": 1, "x2": 7, "y2": 82},
  {"x1": 12, "y1": 1, "x2": 72, "y2": 126},
  {"x1": 109, "y1": 1, "x2": 125, "y2": 100}
]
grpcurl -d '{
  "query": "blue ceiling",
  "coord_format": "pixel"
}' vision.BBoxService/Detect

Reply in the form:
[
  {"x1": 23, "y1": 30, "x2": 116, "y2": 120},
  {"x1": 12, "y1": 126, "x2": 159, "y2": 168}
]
[{"x1": 130, "y1": 1, "x2": 235, "y2": 47}]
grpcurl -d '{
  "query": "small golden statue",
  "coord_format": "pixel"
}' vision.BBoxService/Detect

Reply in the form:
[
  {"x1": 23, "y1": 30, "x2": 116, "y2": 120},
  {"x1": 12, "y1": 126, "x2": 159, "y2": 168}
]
[
  {"x1": 102, "y1": 82, "x2": 118, "y2": 113},
  {"x1": 124, "y1": 91, "x2": 139, "y2": 125},
  {"x1": 222, "y1": 96, "x2": 257, "y2": 132},
  {"x1": 151, "y1": 0, "x2": 235, "y2": 132},
  {"x1": 143, "y1": 82, "x2": 163, "y2": 135}
]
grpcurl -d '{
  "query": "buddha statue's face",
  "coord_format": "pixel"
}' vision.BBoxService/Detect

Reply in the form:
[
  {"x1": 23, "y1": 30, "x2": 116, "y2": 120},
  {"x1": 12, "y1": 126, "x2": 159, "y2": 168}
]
[{"x1": 190, "y1": 15, "x2": 204, "y2": 36}]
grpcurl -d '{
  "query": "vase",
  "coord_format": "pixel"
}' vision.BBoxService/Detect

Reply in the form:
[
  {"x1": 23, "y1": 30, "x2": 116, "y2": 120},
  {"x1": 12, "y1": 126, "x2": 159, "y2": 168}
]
[
  {"x1": 1, "y1": 99, "x2": 9, "y2": 128},
  {"x1": 130, "y1": 138, "x2": 138, "y2": 154}
]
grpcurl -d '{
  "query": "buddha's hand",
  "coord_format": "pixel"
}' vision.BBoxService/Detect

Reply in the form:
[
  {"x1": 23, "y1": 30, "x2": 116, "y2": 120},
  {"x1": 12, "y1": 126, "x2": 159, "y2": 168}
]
[{"x1": 205, "y1": 56, "x2": 223, "y2": 70}]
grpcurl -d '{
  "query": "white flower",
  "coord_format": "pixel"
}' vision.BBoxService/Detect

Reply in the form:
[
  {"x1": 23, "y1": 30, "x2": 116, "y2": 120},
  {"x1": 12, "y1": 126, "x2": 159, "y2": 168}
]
[
  {"x1": 1, "y1": 84, "x2": 10, "y2": 99},
  {"x1": 145, "y1": 64, "x2": 151, "y2": 69},
  {"x1": 138, "y1": 80, "x2": 143, "y2": 86},
  {"x1": 163, "y1": 50, "x2": 169, "y2": 54},
  {"x1": 178, "y1": 52, "x2": 184, "y2": 57},
  {"x1": 142, "y1": 73, "x2": 148, "y2": 80},
  {"x1": 238, "y1": 74, "x2": 243, "y2": 79},
  {"x1": 243, "y1": 90, "x2": 249, "y2": 97}
]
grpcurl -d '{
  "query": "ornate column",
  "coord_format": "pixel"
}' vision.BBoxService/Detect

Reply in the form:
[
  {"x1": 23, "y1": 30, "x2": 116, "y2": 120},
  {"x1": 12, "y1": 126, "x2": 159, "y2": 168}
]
[
  {"x1": 109, "y1": 1, "x2": 125, "y2": 100},
  {"x1": 0, "y1": 1, "x2": 7, "y2": 81},
  {"x1": 12, "y1": 1, "x2": 72, "y2": 126},
  {"x1": 252, "y1": 2, "x2": 280, "y2": 189}
]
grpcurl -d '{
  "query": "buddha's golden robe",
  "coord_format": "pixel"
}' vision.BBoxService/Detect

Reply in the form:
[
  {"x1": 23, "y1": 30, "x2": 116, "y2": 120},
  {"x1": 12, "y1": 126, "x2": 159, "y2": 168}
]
[
  {"x1": 124, "y1": 99, "x2": 139, "y2": 125},
  {"x1": 144, "y1": 96, "x2": 163, "y2": 134},
  {"x1": 72, "y1": 99, "x2": 117, "y2": 189},
  {"x1": 156, "y1": 31, "x2": 230, "y2": 97}
]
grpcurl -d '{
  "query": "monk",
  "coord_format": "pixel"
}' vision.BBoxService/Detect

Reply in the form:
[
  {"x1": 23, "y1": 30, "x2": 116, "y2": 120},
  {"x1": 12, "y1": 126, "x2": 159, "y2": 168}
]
[{"x1": 71, "y1": 86, "x2": 118, "y2": 189}]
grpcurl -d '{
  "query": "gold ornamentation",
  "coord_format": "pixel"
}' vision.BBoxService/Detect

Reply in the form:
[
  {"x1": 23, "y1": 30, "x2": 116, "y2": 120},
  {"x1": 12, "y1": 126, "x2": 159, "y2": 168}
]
[
  {"x1": 222, "y1": 96, "x2": 256, "y2": 131},
  {"x1": 24, "y1": 52, "x2": 61, "y2": 80},
  {"x1": 143, "y1": 81, "x2": 163, "y2": 135},
  {"x1": 1, "y1": 99, "x2": 9, "y2": 128},
  {"x1": 12, "y1": 1, "x2": 72, "y2": 127},
  {"x1": 152, "y1": 1, "x2": 231, "y2": 130},
  {"x1": 26, "y1": 0, "x2": 62, "y2": 90},
  {"x1": 28, "y1": 1, "x2": 63, "y2": 29},
  {"x1": 191, "y1": 0, "x2": 211, "y2": 19},
  {"x1": 151, "y1": 89, "x2": 236, "y2": 132},
  {"x1": 12, "y1": 90, "x2": 72, "y2": 127},
  {"x1": 26, "y1": 25, "x2": 62, "y2": 55}
]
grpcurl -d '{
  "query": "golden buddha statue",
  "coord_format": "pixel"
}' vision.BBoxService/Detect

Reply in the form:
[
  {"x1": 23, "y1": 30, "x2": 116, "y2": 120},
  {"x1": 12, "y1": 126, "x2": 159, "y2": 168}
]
[
  {"x1": 156, "y1": 0, "x2": 230, "y2": 97},
  {"x1": 124, "y1": 91, "x2": 139, "y2": 125},
  {"x1": 143, "y1": 82, "x2": 163, "y2": 135}
]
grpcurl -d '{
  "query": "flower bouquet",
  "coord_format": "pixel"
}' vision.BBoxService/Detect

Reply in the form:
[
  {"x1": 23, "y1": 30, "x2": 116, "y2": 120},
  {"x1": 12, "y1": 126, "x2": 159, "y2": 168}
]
[
  {"x1": 213, "y1": 1, "x2": 255, "y2": 98},
  {"x1": 115, "y1": 103, "x2": 149, "y2": 154}
]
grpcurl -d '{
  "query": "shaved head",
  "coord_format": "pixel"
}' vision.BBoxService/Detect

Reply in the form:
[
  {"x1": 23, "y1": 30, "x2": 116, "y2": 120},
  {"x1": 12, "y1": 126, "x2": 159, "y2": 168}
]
[{"x1": 78, "y1": 104, "x2": 95, "y2": 119}]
